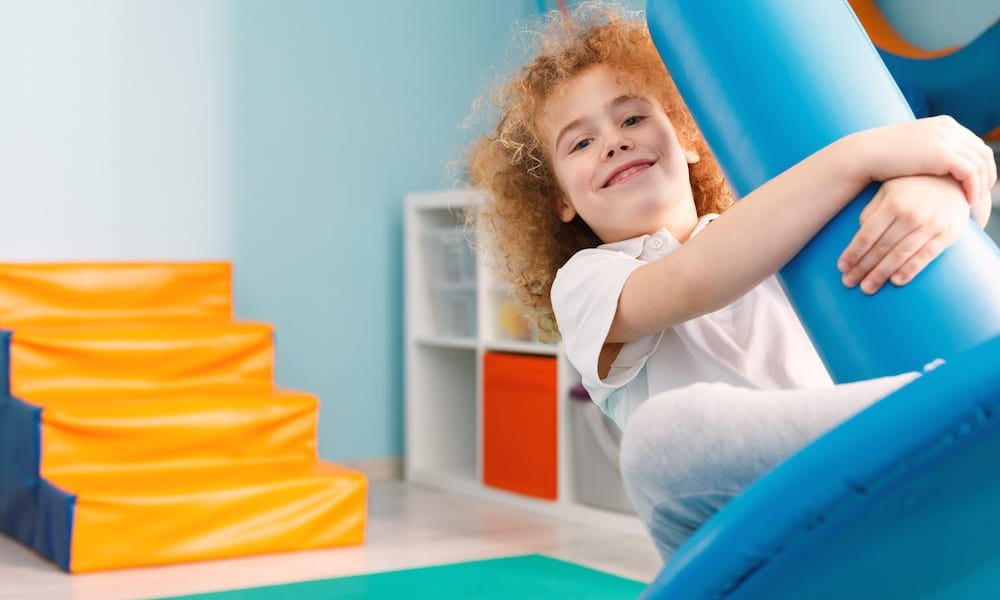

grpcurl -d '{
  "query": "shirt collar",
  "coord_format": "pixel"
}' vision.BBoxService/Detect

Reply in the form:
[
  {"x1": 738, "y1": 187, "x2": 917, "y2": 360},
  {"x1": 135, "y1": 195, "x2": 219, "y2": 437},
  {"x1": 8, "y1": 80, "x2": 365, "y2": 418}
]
[{"x1": 598, "y1": 213, "x2": 719, "y2": 259}]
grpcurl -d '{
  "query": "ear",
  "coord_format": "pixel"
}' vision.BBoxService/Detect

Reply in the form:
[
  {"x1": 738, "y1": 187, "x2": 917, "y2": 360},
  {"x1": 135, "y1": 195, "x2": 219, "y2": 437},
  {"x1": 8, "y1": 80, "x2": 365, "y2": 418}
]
[
  {"x1": 685, "y1": 148, "x2": 701, "y2": 164},
  {"x1": 554, "y1": 194, "x2": 577, "y2": 223}
]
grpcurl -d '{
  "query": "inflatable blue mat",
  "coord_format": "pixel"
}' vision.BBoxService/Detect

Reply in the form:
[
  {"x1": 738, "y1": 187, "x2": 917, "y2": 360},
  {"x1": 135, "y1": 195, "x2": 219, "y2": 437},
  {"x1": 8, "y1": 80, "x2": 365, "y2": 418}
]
[{"x1": 644, "y1": 334, "x2": 1000, "y2": 599}]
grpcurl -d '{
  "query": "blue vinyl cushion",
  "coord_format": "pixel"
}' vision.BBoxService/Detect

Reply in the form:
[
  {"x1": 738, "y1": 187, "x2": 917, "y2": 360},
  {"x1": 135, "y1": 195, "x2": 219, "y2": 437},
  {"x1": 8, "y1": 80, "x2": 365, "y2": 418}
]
[{"x1": 643, "y1": 334, "x2": 1000, "y2": 599}]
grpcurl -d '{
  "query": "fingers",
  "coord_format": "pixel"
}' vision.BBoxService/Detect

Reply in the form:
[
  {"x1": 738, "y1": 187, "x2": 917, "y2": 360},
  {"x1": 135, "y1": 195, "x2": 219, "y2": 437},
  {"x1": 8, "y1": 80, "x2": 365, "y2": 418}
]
[
  {"x1": 883, "y1": 233, "x2": 951, "y2": 289},
  {"x1": 967, "y1": 124, "x2": 997, "y2": 192},
  {"x1": 957, "y1": 141, "x2": 991, "y2": 206},
  {"x1": 978, "y1": 138, "x2": 997, "y2": 226},
  {"x1": 972, "y1": 187, "x2": 993, "y2": 228},
  {"x1": 952, "y1": 152, "x2": 981, "y2": 206},
  {"x1": 856, "y1": 227, "x2": 936, "y2": 294},
  {"x1": 938, "y1": 117, "x2": 995, "y2": 205},
  {"x1": 986, "y1": 141, "x2": 999, "y2": 189},
  {"x1": 838, "y1": 173, "x2": 970, "y2": 294},
  {"x1": 841, "y1": 210, "x2": 921, "y2": 292},
  {"x1": 838, "y1": 190, "x2": 886, "y2": 273},
  {"x1": 955, "y1": 141, "x2": 995, "y2": 223}
]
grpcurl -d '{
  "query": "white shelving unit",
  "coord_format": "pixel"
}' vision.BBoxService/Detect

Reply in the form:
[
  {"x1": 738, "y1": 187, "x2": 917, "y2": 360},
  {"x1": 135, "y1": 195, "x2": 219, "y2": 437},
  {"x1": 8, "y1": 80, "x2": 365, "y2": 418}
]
[{"x1": 404, "y1": 189, "x2": 643, "y2": 535}]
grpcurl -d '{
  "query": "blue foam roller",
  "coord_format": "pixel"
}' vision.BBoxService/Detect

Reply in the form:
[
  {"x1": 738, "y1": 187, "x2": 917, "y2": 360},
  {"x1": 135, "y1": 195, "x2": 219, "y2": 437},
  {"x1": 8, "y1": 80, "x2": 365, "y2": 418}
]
[{"x1": 646, "y1": 0, "x2": 1000, "y2": 382}]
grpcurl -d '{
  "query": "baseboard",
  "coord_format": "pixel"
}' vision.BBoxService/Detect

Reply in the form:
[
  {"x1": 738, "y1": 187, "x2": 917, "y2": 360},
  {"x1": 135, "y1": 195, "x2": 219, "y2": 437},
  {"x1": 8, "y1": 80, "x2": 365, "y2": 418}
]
[{"x1": 342, "y1": 456, "x2": 403, "y2": 482}]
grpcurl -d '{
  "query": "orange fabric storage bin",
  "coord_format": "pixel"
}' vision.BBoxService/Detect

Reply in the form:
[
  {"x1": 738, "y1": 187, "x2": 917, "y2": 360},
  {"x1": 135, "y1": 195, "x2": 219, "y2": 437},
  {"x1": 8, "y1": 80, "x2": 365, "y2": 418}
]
[{"x1": 482, "y1": 351, "x2": 558, "y2": 500}]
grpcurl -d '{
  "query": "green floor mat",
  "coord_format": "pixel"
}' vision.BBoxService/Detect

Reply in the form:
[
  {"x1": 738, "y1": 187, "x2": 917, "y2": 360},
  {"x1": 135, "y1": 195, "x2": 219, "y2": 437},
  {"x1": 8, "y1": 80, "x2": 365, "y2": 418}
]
[{"x1": 160, "y1": 554, "x2": 646, "y2": 599}]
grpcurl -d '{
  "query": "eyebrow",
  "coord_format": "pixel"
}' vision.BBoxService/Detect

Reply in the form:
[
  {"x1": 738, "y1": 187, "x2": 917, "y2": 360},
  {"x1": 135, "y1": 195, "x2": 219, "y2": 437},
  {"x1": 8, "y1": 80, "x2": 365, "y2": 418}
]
[{"x1": 554, "y1": 94, "x2": 647, "y2": 150}]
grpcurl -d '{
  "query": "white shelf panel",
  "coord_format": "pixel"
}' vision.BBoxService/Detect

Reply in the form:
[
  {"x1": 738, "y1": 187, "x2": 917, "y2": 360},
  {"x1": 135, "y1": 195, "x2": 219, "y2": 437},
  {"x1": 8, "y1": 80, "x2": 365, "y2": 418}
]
[
  {"x1": 415, "y1": 335, "x2": 479, "y2": 350},
  {"x1": 482, "y1": 339, "x2": 559, "y2": 356},
  {"x1": 406, "y1": 189, "x2": 482, "y2": 210}
]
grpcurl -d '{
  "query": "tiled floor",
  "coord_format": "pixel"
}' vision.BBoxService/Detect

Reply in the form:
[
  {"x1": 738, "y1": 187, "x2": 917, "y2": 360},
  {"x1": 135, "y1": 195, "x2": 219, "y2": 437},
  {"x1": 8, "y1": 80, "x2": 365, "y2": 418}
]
[{"x1": 0, "y1": 481, "x2": 661, "y2": 599}]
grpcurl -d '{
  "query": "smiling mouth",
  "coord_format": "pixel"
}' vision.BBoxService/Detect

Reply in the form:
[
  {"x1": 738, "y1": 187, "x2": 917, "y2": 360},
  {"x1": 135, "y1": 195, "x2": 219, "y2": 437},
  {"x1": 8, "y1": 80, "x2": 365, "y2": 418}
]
[{"x1": 603, "y1": 160, "x2": 655, "y2": 188}]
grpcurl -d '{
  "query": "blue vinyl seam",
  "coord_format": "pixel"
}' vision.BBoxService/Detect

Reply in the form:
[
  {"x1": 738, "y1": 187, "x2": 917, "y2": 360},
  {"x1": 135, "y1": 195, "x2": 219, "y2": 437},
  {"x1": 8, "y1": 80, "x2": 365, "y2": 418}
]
[{"x1": 720, "y1": 400, "x2": 999, "y2": 596}]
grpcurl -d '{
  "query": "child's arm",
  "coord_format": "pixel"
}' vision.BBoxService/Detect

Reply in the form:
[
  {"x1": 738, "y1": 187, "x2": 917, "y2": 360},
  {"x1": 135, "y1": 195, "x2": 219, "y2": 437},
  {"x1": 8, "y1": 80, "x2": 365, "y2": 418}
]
[{"x1": 608, "y1": 116, "x2": 996, "y2": 344}]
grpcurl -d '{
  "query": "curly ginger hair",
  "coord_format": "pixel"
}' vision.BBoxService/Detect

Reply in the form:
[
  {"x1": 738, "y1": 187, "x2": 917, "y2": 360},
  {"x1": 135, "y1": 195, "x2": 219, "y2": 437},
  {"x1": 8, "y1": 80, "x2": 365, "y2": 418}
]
[{"x1": 467, "y1": 3, "x2": 734, "y2": 342}]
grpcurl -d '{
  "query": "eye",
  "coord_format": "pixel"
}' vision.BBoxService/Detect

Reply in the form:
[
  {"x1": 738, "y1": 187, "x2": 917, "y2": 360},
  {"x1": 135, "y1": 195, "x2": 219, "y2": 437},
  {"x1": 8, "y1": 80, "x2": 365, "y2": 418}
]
[
  {"x1": 622, "y1": 115, "x2": 645, "y2": 127},
  {"x1": 570, "y1": 138, "x2": 592, "y2": 153}
]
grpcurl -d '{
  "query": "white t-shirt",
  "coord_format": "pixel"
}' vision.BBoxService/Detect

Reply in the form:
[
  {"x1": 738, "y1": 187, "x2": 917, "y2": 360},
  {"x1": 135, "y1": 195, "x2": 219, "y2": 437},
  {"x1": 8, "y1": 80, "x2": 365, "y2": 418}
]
[{"x1": 551, "y1": 214, "x2": 833, "y2": 428}]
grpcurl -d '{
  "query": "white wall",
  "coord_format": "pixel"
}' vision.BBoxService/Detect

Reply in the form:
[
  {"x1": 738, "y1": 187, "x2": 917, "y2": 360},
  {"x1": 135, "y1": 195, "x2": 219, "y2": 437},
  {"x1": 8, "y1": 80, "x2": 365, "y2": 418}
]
[
  {"x1": 0, "y1": 0, "x2": 233, "y2": 260},
  {"x1": 877, "y1": 0, "x2": 1000, "y2": 49}
]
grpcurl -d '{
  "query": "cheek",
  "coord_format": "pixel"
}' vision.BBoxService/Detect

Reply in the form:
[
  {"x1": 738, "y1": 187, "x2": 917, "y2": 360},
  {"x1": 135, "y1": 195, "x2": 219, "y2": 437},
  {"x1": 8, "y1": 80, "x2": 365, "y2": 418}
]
[
  {"x1": 661, "y1": 134, "x2": 691, "y2": 172},
  {"x1": 656, "y1": 129, "x2": 678, "y2": 153},
  {"x1": 551, "y1": 164, "x2": 580, "y2": 200},
  {"x1": 564, "y1": 160, "x2": 594, "y2": 191}
]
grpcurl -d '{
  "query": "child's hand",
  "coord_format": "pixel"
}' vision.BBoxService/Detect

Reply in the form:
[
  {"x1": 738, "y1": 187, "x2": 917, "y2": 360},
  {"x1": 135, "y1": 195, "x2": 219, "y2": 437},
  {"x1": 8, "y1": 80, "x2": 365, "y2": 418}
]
[
  {"x1": 837, "y1": 174, "x2": 969, "y2": 294},
  {"x1": 971, "y1": 174, "x2": 995, "y2": 228},
  {"x1": 861, "y1": 116, "x2": 997, "y2": 212}
]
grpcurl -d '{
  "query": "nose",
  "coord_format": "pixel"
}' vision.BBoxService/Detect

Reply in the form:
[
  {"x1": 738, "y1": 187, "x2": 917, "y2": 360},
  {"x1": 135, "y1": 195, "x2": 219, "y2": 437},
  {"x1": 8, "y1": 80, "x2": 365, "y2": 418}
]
[{"x1": 605, "y1": 137, "x2": 634, "y2": 159}]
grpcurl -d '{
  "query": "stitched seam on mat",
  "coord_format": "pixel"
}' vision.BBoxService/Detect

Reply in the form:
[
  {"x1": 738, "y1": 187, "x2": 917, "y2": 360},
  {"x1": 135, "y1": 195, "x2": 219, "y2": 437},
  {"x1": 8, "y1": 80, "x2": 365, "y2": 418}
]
[{"x1": 719, "y1": 400, "x2": 998, "y2": 596}]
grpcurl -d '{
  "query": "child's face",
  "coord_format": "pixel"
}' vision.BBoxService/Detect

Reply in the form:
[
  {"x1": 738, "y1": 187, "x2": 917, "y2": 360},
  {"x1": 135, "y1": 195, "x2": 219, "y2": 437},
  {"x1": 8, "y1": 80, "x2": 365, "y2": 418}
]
[{"x1": 541, "y1": 65, "x2": 699, "y2": 243}]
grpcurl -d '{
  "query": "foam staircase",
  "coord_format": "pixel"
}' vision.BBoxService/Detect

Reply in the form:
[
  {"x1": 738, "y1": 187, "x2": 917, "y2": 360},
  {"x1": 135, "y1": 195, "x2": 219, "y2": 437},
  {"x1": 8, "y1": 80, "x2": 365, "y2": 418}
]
[{"x1": 0, "y1": 262, "x2": 367, "y2": 572}]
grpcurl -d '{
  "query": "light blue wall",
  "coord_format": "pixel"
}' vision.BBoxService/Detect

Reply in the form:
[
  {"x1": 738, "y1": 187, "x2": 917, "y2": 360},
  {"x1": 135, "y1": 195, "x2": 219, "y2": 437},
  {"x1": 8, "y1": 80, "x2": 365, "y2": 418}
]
[{"x1": 230, "y1": 1, "x2": 535, "y2": 462}]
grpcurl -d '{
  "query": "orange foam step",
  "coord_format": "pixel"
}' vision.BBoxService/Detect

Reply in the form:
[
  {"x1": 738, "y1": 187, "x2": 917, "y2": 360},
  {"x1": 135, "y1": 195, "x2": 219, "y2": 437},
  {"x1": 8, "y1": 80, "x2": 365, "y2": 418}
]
[
  {"x1": 31, "y1": 389, "x2": 318, "y2": 477},
  {"x1": 0, "y1": 262, "x2": 232, "y2": 326},
  {"x1": 9, "y1": 321, "x2": 274, "y2": 397},
  {"x1": 48, "y1": 461, "x2": 367, "y2": 572}
]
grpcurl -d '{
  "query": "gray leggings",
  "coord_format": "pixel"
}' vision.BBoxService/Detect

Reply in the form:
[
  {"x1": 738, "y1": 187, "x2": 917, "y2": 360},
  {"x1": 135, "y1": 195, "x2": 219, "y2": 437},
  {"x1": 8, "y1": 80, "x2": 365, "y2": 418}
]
[{"x1": 618, "y1": 373, "x2": 919, "y2": 562}]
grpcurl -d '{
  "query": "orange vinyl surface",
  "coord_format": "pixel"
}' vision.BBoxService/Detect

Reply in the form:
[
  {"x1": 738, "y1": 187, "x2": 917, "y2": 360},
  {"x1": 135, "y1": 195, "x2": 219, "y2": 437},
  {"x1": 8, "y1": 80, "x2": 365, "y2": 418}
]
[
  {"x1": 34, "y1": 389, "x2": 319, "y2": 477},
  {"x1": 0, "y1": 262, "x2": 232, "y2": 326},
  {"x1": 482, "y1": 352, "x2": 558, "y2": 500},
  {"x1": 9, "y1": 321, "x2": 274, "y2": 397},
  {"x1": 53, "y1": 461, "x2": 367, "y2": 572}
]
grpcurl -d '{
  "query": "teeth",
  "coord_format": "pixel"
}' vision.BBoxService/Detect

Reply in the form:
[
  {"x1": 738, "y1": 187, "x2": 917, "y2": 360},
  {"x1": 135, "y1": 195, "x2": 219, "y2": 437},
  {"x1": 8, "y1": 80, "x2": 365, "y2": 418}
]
[{"x1": 609, "y1": 164, "x2": 647, "y2": 185}]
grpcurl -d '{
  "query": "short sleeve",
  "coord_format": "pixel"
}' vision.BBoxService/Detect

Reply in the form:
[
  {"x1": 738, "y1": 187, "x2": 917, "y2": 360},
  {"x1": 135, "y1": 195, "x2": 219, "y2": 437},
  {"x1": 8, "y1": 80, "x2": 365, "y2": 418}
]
[{"x1": 551, "y1": 248, "x2": 663, "y2": 411}]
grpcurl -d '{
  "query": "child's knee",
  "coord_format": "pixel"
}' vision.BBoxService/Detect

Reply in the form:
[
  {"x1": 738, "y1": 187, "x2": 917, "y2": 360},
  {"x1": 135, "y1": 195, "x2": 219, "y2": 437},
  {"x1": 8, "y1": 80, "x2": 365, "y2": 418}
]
[{"x1": 648, "y1": 491, "x2": 739, "y2": 560}]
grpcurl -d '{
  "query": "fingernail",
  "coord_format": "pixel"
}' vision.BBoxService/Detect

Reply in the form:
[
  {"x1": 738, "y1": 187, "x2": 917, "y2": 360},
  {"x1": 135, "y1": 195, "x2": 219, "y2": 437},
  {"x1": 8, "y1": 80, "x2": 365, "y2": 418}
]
[
  {"x1": 862, "y1": 281, "x2": 876, "y2": 294},
  {"x1": 842, "y1": 275, "x2": 857, "y2": 288},
  {"x1": 837, "y1": 260, "x2": 846, "y2": 272}
]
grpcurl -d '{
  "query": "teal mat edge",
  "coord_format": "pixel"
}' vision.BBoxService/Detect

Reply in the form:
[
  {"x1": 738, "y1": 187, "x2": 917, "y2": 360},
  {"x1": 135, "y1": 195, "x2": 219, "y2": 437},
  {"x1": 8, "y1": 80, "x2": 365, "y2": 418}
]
[{"x1": 156, "y1": 554, "x2": 646, "y2": 600}]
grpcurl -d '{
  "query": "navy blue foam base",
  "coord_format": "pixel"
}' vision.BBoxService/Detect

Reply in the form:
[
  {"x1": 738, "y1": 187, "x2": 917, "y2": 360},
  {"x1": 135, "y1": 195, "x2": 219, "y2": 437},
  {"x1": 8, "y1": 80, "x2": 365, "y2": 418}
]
[{"x1": 0, "y1": 329, "x2": 74, "y2": 572}]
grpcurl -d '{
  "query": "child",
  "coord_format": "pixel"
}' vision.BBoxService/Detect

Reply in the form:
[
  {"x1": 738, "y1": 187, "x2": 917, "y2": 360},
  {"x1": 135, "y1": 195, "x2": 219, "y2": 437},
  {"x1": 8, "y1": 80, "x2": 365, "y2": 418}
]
[{"x1": 467, "y1": 4, "x2": 996, "y2": 560}]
